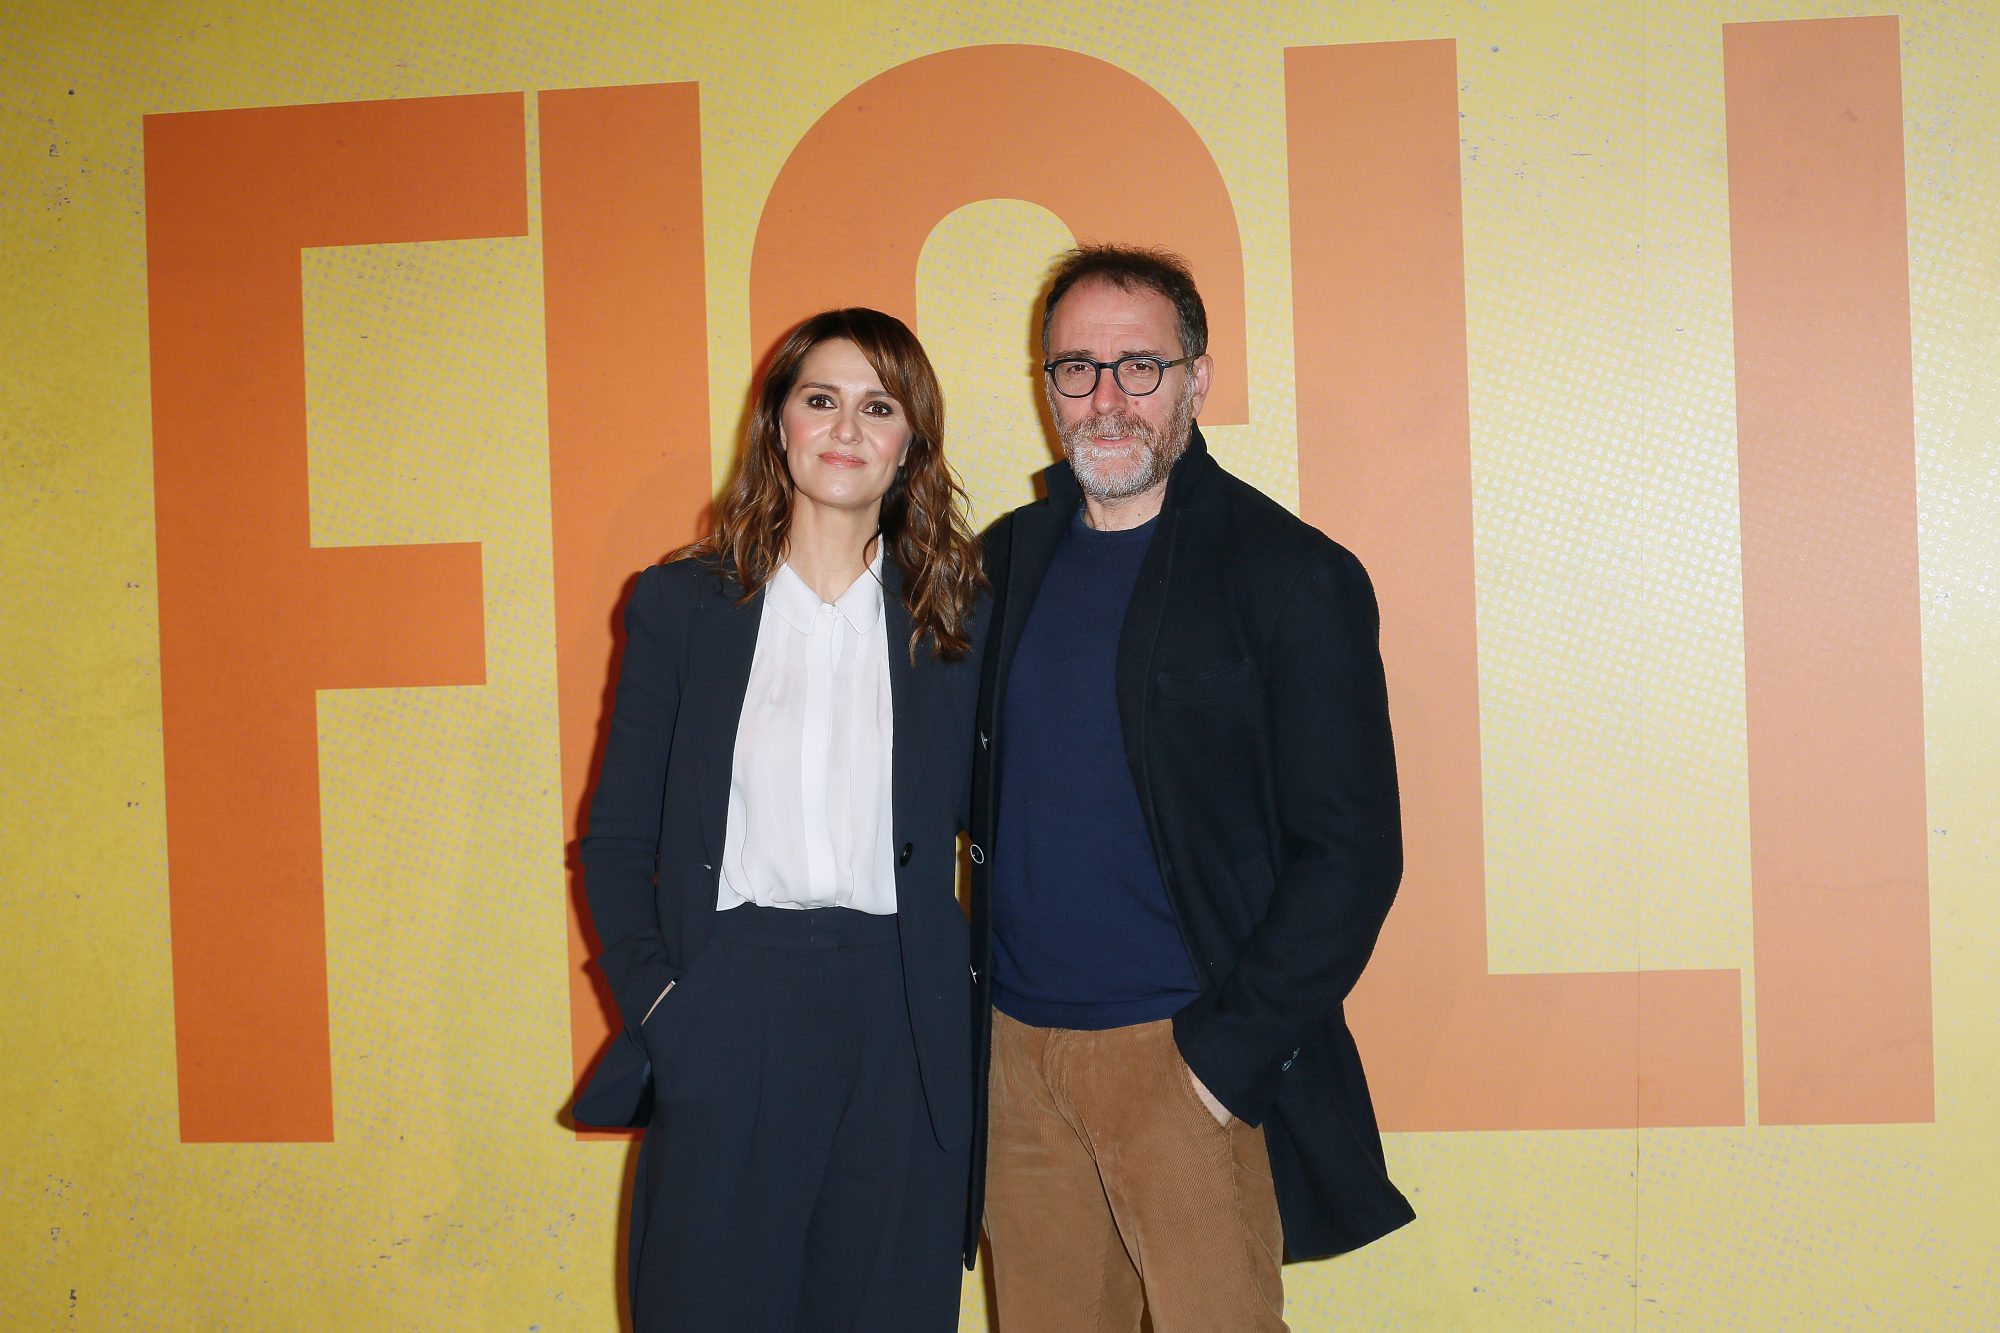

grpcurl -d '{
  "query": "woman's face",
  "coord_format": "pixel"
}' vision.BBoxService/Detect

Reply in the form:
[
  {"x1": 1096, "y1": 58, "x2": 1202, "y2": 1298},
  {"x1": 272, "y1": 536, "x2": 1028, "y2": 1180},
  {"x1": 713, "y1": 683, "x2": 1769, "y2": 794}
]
[{"x1": 778, "y1": 338, "x2": 912, "y2": 521}]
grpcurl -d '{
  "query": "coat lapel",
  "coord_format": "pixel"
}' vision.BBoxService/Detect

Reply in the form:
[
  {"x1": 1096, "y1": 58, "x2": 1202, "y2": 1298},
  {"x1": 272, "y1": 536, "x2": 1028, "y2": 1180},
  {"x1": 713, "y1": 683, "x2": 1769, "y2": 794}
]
[
  {"x1": 1114, "y1": 427, "x2": 1214, "y2": 776},
  {"x1": 1114, "y1": 506, "x2": 1176, "y2": 779}
]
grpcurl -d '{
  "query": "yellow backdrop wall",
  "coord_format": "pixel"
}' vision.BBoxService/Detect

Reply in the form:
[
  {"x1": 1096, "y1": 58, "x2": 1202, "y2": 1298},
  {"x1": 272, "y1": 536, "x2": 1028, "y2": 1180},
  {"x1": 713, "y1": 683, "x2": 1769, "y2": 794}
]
[{"x1": 4, "y1": 1, "x2": 1996, "y2": 1328}]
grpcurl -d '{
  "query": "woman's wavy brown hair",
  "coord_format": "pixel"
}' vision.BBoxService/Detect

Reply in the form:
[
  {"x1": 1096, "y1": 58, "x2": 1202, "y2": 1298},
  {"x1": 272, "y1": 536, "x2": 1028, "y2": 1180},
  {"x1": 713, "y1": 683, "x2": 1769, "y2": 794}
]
[{"x1": 676, "y1": 308, "x2": 985, "y2": 661}]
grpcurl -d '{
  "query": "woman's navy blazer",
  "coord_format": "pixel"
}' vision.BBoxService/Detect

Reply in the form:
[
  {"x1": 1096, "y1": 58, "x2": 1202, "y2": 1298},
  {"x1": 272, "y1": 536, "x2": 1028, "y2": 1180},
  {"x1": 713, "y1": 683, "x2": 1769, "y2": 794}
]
[{"x1": 574, "y1": 556, "x2": 985, "y2": 1152}]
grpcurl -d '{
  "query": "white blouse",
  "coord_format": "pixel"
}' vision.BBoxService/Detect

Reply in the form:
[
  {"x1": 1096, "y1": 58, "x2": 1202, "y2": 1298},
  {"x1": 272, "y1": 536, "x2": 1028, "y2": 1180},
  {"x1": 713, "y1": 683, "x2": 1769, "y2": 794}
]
[{"x1": 716, "y1": 552, "x2": 898, "y2": 915}]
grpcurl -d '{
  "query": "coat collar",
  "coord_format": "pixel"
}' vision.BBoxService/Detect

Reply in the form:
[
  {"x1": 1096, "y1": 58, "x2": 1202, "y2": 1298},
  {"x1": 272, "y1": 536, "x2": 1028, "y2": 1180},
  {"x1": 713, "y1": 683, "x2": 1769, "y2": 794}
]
[
  {"x1": 1004, "y1": 427, "x2": 1216, "y2": 797},
  {"x1": 1035, "y1": 423, "x2": 1219, "y2": 521},
  {"x1": 998, "y1": 423, "x2": 1216, "y2": 692}
]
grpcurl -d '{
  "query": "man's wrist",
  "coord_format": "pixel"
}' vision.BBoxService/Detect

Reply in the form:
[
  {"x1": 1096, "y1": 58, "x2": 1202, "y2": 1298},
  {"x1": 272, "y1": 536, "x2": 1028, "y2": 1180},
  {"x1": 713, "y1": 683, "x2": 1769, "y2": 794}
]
[{"x1": 1180, "y1": 1053, "x2": 1234, "y2": 1127}]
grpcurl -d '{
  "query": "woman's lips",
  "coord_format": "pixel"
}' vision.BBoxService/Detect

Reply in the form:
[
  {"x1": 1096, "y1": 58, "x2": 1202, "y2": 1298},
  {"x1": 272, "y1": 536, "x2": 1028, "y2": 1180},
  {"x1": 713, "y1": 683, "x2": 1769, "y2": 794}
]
[{"x1": 817, "y1": 452, "x2": 865, "y2": 468}]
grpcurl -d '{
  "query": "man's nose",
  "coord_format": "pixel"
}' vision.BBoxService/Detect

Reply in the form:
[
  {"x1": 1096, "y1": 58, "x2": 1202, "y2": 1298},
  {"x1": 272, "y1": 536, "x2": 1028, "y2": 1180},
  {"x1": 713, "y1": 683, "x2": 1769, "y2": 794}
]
[{"x1": 1089, "y1": 364, "x2": 1130, "y2": 414}]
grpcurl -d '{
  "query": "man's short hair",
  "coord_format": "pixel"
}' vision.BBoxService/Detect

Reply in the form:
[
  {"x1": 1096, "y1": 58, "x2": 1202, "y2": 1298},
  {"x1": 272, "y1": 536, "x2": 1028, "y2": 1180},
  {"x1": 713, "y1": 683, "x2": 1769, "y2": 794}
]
[{"x1": 1041, "y1": 245, "x2": 1208, "y2": 360}]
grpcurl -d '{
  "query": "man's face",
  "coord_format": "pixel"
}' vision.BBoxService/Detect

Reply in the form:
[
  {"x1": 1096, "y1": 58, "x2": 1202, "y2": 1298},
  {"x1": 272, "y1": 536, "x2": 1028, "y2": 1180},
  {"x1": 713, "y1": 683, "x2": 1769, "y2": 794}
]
[{"x1": 1044, "y1": 278, "x2": 1212, "y2": 506}]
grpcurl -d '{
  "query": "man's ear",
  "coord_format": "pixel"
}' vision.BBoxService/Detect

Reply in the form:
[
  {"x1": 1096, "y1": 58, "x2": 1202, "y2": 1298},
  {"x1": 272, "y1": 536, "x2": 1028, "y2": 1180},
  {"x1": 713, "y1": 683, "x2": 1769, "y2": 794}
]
[{"x1": 1188, "y1": 353, "x2": 1214, "y2": 417}]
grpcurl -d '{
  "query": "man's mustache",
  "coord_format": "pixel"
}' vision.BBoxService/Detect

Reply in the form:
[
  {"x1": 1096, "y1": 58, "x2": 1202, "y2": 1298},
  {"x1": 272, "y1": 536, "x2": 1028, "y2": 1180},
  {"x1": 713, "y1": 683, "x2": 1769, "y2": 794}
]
[{"x1": 1066, "y1": 412, "x2": 1157, "y2": 443}]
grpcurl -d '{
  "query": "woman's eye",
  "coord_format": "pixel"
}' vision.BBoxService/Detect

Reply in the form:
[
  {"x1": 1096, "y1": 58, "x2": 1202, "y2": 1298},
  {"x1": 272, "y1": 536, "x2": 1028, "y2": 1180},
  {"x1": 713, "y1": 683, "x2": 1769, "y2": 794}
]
[
  {"x1": 863, "y1": 400, "x2": 897, "y2": 416},
  {"x1": 804, "y1": 392, "x2": 834, "y2": 409}
]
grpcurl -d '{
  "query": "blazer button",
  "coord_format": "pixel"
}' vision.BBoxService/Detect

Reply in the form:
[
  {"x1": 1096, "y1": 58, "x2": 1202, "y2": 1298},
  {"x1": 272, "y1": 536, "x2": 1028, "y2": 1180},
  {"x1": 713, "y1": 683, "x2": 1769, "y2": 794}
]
[{"x1": 898, "y1": 843, "x2": 913, "y2": 867}]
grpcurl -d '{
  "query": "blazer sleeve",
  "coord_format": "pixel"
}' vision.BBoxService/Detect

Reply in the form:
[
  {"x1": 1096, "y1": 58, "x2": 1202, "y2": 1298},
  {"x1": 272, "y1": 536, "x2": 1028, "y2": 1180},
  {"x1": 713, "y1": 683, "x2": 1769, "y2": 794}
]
[
  {"x1": 1173, "y1": 545, "x2": 1404, "y2": 1123},
  {"x1": 580, "y1": 563, "x2": 692, "y2": 1039}
]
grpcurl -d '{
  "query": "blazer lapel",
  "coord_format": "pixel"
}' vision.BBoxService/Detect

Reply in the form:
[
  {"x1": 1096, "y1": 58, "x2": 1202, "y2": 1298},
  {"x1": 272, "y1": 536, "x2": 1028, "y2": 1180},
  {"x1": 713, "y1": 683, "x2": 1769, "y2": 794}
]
[
  {"x1": 884, "y1": 561, "x2": 937, "y2": 879},
  {"x1": 686, "y1": 575, "x2": 763, "y2": 866}
]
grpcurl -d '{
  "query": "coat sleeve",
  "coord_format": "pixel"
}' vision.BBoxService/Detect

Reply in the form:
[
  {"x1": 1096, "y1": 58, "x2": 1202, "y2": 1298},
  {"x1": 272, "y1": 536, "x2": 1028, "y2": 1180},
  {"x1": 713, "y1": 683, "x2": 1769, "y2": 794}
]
[
  {"x1": 580, "y1": 563, "x2": 692, "y2": 1040},
  {"x1": 1172, "y1": 545, "x2": 1404, "y2": 1124}
]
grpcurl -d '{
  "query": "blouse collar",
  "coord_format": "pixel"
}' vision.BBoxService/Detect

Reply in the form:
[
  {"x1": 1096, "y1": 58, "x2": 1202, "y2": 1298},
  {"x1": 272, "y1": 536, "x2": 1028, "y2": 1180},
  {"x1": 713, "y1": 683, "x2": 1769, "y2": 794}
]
[{"x1": 768, "y1": 543, "x2": 885, "y2": 635}]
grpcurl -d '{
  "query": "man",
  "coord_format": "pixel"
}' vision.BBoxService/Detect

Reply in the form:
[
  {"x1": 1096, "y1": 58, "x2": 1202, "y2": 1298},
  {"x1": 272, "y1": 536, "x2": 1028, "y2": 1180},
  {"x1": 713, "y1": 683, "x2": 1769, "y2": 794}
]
[{"x1": 966, "y1": 245, "x2": 1413, "y2": 1329}]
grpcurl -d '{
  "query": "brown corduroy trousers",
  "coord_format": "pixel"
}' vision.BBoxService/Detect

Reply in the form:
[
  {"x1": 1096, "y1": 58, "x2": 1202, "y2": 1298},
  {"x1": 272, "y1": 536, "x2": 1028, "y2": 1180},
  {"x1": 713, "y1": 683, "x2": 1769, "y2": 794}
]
[{"x1": 984, "y1": 1010, "x2": 1287, "y2": 1332}]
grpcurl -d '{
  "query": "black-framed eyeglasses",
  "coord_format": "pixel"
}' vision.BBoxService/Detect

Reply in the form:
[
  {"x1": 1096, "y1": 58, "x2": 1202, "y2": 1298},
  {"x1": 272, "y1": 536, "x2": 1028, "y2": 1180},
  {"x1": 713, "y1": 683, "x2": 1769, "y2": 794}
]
[{"x1": 1043, "y1": 354, "x2": 1197, "y2": 398}]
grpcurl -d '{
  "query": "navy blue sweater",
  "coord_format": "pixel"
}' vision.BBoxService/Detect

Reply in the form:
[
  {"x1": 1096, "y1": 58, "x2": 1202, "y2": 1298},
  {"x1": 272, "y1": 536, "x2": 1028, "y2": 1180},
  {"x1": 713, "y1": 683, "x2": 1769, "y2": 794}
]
[{"x1": 990, "y1": 512, "x2": 1202, "y2": 1029}]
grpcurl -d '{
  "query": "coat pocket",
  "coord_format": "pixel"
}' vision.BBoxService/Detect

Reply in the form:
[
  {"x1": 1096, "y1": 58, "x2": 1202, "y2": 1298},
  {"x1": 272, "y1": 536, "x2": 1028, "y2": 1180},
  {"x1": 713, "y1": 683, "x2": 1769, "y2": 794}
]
[{"x1": 1153, "y1": 656, "x2": 1257, "y2": 701}]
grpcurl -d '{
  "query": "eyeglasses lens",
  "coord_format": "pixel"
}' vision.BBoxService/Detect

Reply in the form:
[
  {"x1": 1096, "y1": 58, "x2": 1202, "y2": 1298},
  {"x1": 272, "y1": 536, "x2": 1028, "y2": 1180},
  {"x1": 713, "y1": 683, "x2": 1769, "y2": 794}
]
[{"x1": 1113, "y1": 359, "x2": 1162, "y2": 394}]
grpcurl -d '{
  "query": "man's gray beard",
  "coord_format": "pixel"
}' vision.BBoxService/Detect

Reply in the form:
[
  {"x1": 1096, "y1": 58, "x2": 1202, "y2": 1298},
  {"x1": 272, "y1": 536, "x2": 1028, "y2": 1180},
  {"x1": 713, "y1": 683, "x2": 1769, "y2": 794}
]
[{"x1": 1056, "y1": 377, "x2": 1198, "y2": 505}]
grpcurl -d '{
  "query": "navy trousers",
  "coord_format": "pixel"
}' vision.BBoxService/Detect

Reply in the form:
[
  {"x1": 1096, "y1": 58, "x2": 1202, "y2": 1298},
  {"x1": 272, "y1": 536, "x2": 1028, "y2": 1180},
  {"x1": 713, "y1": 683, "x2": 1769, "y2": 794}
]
[{"x1": 629, "y1": 905, "x2": 966, "y2": 1332}]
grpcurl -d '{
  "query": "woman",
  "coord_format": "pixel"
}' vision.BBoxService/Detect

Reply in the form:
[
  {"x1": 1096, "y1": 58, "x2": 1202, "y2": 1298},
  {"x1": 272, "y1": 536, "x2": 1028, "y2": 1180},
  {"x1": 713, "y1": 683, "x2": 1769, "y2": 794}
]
[{"x1": 574, "y1": 308, "x2": 986, "y2": 1332}]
